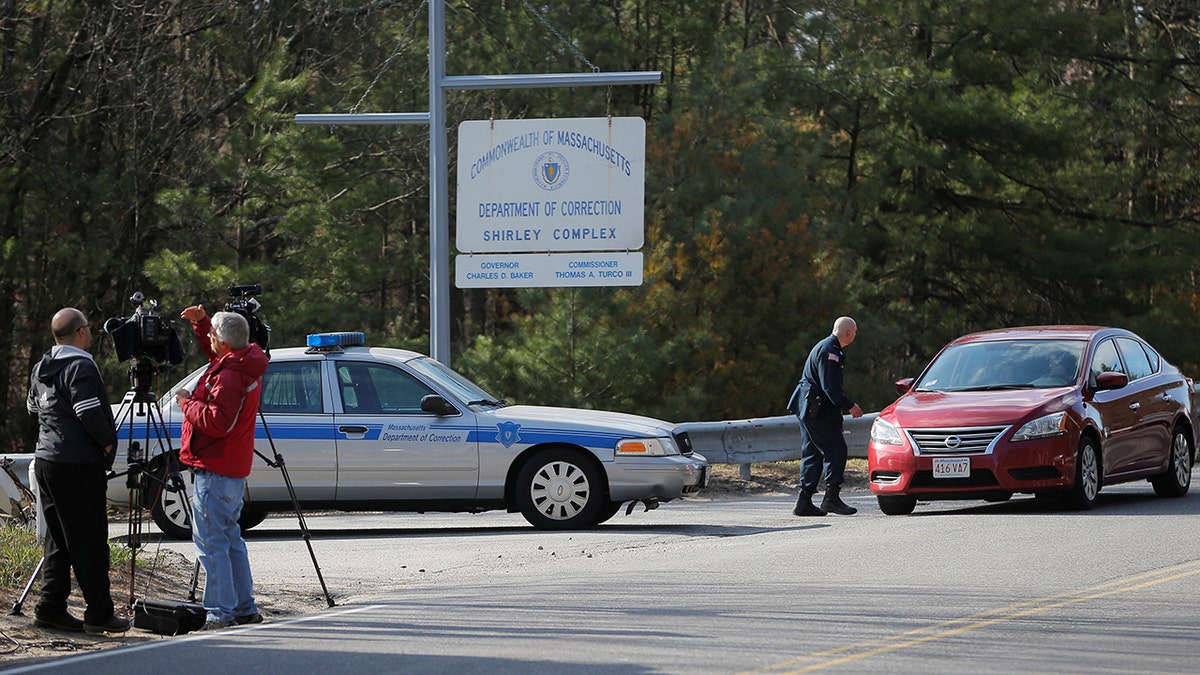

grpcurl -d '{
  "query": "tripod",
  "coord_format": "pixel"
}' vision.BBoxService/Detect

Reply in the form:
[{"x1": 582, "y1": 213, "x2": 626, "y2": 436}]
[
  {"x1": 111, "y1": 362, "x2": 187, "y2": 609},
  {"x1": 251, "y1": 409, "x2": 334, "y2": 607}
]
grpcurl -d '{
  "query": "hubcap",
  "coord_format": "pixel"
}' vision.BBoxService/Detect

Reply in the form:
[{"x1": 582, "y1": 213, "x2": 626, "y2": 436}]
[
  {"x1": 159, "y1": 472, "x2": 193, "y2": 530},
  {"x1": 1080, "y1": 445, "x2": 1099, "y2": 500},
  {"x1": 529, "y1": 460, "x2": 590, "y2": 521},
  {"x1": 1173, "y1": 433, "x2": 1192, "y2": 487}
]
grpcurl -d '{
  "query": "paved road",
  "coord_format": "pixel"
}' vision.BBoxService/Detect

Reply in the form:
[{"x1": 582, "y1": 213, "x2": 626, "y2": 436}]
[{"x1": 11, "y1": 486, "x2": 1200, "y2": 674}]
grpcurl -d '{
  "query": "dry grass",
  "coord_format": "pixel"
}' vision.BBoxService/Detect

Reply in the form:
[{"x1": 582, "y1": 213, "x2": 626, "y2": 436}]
[{"x1": 704, "y1": 458, "x2": 869, "y2": 497}]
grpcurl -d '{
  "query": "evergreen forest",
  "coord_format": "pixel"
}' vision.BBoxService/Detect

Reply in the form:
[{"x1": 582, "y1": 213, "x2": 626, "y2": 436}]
[{"x1": 2, "y1": 1, "x2": 1198, "y2": 453}]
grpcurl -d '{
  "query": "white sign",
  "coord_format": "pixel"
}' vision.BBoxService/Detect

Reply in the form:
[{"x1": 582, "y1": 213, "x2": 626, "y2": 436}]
[
  {"x1": 456, "y1": 252, "x2": 643, "y2": 288},
  {"x1": 456, "y1": 117, "x2": 645, "y2": 252}
]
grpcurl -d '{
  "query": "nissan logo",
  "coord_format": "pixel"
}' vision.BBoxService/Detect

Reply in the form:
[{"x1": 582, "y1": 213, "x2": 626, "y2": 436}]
[{"x1": 944, "y1": 436, "x2": 962, "y2": 449}]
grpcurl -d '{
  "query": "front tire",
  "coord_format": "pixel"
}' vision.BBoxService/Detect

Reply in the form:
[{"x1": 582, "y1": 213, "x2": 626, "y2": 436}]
[
  {"x1": 516, "y1": 447, "x2": 603, "y2": 530},
  {"x1": 238, "y1": 508, "x2": 269, "y2": 532},
  {"x1": 1150, "y1": 426, "x2": 1192, "y2": 498},
  {"x1": 877, "y1": 495, "x2": 917, "y2": 515},
  {"x1": 593, "y1": 499, "x2": 624, "y2": 525},
  {"x1": 149, "y1": 458, "x2": 194, "y2": 540},
  {"x1": 1067, "y1": 436, "x2": 1101, "y2": 510},
  {"x1": 147, "y1": 452, "x2": 268, "y2": 538}
]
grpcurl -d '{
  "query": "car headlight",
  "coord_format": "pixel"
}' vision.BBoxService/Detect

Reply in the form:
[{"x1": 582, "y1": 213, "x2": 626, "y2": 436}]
[
  {"x1": 615, "y1": 437, "x2": 679, "y2": 456},
  {"x1": 870, "y1": 418, "x2": 905, "y2": 446},
  {"x1": 1011, "y1": 412, "x2": 1067, "y2": 441}
]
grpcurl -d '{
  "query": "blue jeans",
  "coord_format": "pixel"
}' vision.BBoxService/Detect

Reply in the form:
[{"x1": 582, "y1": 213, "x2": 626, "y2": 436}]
[{"x1": 191, "y1": 469, "x2": 258, "y2": 622}]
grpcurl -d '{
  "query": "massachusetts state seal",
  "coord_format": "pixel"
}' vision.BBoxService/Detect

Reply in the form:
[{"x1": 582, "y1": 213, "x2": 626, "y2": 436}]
[{"x1": 532, "y1": 151, "x2": 569, "y2": 191}]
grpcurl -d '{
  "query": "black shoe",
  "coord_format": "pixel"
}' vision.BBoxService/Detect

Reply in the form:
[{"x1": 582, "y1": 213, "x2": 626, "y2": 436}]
[
  {"x1": 234, "y1": 612, "x2": 263, "y2": 625},
  {"x1": 34, "y1": 611, "x2": 85, "y2": 633},
  {"x1": 820, "y1": 487, "x2": 858, "y2": 516},
  {"x1": 792, "y1": 491, "x2": 827, "y2": 517},
  {"x1": 83, "y1": 615, "x2": 131, "y2": 634}
]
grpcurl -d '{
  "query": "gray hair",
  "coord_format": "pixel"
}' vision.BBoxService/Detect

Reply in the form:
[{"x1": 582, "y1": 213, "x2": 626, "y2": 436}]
[{"x1": 211, "y1": 311, "x2": 250, "y2": 349}]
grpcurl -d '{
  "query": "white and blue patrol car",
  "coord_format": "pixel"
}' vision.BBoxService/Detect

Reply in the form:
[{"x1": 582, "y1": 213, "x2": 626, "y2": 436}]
[{"x1": 108, "y1": 332, "x2": 708, "y2": 537}]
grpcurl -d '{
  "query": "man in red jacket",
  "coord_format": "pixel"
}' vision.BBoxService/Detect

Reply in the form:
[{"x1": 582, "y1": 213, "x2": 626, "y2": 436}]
[{"x1": 176, "y1": 306, "x2": 268, "y2": 629}]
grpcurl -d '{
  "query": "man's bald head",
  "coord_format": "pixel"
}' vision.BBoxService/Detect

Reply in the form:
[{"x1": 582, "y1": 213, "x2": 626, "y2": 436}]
[
  {"x1": 51, "y1": 308, "x2": 90, "y2": 346},
  {"x1": 833, "y1": 316, "x2": 857, "y2": 347}
]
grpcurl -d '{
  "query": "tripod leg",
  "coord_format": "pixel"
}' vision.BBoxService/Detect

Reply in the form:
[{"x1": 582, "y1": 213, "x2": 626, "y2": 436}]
[
  {"x1": 189, "y1": 559, "x2": 201, "y2": 604},
  {"x1": 8, "y1": 557, "x2": 45, "y2": 616},
  {"x1": 256, "y1": 409, "x2": 335, "y2": 607},
  {"x1": 159, "y1": 467, "x2": 202, "y2": 603},
  {"x1": 276, "y1": 458, "x2": 335, "y2": 607}
]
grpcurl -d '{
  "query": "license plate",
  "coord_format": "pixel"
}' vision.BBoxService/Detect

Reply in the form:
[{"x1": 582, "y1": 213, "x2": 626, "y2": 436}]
[{"x1": 932, "y1": 457, "x2": 970, "y2": 478}]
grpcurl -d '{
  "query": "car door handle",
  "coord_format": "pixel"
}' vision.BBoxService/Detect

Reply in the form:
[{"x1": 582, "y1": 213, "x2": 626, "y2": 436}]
[
  {"x1": 339, "y1": 425, "x2": 369, "y2": 434},
  {"x1": 1160, "y1": 393, "x2": 1173, "y2": 402},
  {"x1": 1128, "y1": 402, "x2": 1140, "y2": 411}
]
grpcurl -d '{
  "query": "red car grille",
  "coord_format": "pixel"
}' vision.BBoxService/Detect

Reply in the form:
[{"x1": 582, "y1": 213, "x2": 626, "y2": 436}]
[
  {"x1": 910, "y1": 469, "x2": 1000, "y2": 488},
  {"x1": 907, "y1": 426, "x2": 1009, "y2": 455}
]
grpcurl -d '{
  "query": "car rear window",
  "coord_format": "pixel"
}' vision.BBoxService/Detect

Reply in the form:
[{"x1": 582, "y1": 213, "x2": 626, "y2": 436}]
[
  {"x1": 1115, "y1": 337, "x2": 1155, "y2": 380},
  {"x1": 261, "y1": 361, "x2": 323, "y2": 413}
]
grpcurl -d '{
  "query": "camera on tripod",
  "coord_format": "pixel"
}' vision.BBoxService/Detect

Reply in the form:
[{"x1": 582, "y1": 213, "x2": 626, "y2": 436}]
[
  {"x1": 224, "y1": 284, "x2": 271, "y2": 356},
  {"x1": 104, "y1": 292, "x2": 185, "y2": 366}
]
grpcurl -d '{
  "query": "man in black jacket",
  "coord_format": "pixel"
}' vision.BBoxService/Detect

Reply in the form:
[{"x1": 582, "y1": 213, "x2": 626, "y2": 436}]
[
  {"x1": 787, "y1": 316, "x2": 864, "y2": 516},
  {"x1": 26, "y1": 307, "x2": 129, "y2": 634}
]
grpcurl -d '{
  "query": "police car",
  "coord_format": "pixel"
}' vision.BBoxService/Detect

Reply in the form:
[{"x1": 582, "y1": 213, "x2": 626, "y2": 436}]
[{"x1": 108, "y1": 333, "x2": 708, "y2": 537}]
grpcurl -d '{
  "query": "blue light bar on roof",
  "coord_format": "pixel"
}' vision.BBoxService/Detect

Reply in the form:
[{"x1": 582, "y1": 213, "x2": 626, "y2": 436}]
[{"x1": 306, "y1": 332, "x2": 366, "y2": 348}]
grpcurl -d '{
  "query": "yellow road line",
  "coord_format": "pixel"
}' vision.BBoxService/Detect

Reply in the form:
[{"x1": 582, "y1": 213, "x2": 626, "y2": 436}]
[{"x1": 739, "y1": 561, "x2": 1200, "y2": 674}]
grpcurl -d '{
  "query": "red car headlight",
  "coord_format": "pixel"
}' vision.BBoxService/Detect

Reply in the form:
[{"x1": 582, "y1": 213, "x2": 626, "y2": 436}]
[
  {"x1": 871, "y1": 418, "x2": 905, "y2": 446},
  {"x1": 1010, "y1": 412, "x2": 1067, "y2": 442}
]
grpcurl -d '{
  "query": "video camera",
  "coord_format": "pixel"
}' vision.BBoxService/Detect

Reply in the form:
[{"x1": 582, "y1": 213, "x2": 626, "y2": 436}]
[
  {"x1": 103, "y1": 292, "x2": 184, "y2": 367},
  {"x1": 224, "y1": 284, "x2": 271, "y2": 356}
]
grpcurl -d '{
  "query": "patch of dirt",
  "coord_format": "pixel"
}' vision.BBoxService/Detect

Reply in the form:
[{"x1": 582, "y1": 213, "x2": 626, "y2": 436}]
[
  {"x1": 0, "y1": 536, "x2": 320, "y2": 666},
  {"x1": 702, "y1": 458, "x2": 869, "y2": 498}
]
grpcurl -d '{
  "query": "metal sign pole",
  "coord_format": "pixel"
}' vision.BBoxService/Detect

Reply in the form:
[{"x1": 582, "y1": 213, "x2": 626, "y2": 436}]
[
  {"x1": 428, "y1": 0, "x2": 450, "y2": 366},
  {"x1": 296, "y1": 1, "x2": 661, "y2": 366}
]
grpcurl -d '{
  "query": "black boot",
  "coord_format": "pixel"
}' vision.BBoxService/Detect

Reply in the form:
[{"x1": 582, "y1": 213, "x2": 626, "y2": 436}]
[
  {"x1": 820, "y1": 486, "x2": 857, "y2": 515},
  {"x1": 793, "y1": 489, "x2": 827, "y2": 517}
]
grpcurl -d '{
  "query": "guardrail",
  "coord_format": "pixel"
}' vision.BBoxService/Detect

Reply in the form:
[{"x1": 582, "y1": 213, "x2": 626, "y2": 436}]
[
  {"x1": 677, "y1": 413, "x2": 876, "y2": 478},
  {"x1": 1, "y1": 453, "x2": 35, "y2": 522},
  {"x1": 1, "y1": 454, "x2": 33, "y2": 484}
]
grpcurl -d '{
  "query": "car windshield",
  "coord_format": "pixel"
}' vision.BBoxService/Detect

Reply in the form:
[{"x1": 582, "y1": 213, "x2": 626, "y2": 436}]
[
  {"x1": 915, "y1": 338, "x2": 1087, "y2": 392},
  {"x1": 406, "y1": 356, "x2": 505, "y2": 406}
]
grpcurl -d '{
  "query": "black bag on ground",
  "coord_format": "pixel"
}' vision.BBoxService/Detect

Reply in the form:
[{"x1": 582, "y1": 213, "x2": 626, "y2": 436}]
[{"x1": 132, "y1": 598, "x2": 206, "y2": 635}]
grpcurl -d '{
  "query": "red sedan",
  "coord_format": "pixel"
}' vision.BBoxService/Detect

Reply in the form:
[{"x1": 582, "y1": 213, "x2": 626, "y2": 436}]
[{"x1": 869, "y1": 326, "x2": 1196, "y2": 515}]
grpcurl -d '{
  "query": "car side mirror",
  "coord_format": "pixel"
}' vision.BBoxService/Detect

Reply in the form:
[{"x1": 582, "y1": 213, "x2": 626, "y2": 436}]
[
  {"x1": 895, "y1": 378, "x2": 915, "y2": 395},
  {"x1": 420, "y1": 394, "x2": 458, "y2": 416},
  {"x1": 1093, "y1": 371, "x2": 1129, "y2": 391}
]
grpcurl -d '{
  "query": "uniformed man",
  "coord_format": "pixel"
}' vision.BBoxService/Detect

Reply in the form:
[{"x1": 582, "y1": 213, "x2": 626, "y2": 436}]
[{"x1": 786, "y1": 316, "x2": 864, "y2": 516}]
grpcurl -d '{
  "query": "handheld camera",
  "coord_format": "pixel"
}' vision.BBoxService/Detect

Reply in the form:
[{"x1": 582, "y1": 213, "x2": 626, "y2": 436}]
[{"x1": 224, "y1": 284, "x2": 271, "y2": 356}]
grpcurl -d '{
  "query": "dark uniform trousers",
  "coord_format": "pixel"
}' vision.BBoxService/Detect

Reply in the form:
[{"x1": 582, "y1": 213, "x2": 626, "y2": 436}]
[
  {"x1": 34, "y1": 459, "x2": 115, "y2": 623},
  {"x1": 798, "y1": 405, "x2": 848, "y2": 491}
]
